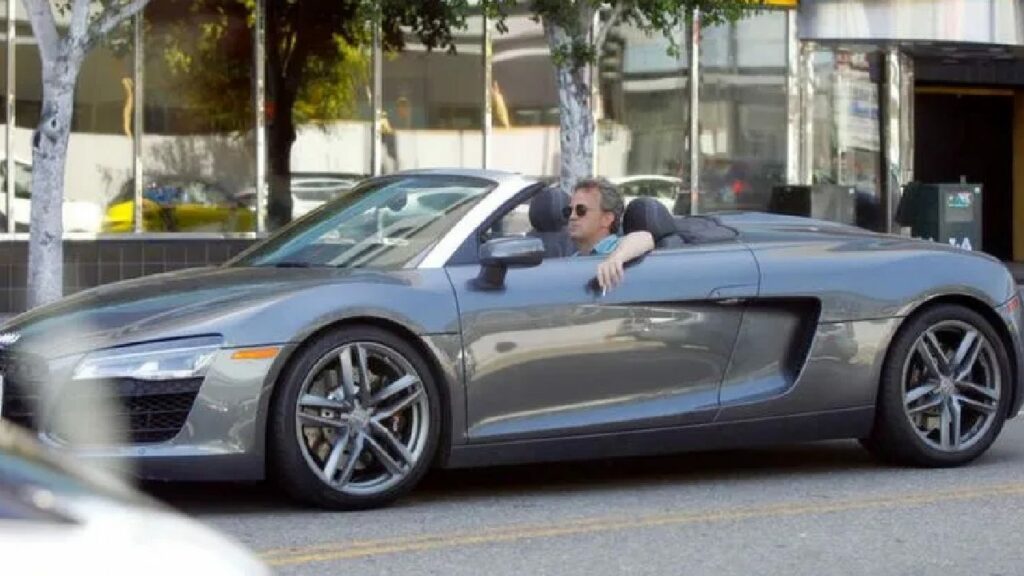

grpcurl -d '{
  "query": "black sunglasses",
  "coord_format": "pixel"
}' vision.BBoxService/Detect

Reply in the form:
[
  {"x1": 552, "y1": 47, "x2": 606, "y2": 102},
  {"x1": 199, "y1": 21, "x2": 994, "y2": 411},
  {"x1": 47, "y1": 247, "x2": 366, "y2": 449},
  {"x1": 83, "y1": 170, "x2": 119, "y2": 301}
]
[{"x1": 562, "y1": 204, "x2": 589, "y2": 219}]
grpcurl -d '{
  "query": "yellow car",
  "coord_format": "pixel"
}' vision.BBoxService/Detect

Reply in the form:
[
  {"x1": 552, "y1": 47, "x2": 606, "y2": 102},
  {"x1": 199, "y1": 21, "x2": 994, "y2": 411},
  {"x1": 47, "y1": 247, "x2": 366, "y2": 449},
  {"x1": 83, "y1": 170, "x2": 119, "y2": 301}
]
[{"x1": 103, "y1": 177, "x2": 255, "y2": 233}]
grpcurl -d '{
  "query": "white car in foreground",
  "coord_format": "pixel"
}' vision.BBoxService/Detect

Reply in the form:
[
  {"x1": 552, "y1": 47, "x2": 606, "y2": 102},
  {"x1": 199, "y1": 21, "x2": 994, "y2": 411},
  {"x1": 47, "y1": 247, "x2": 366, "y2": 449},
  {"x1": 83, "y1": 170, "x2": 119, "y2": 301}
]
[{"x1": 0, "y1": 422, "x2": 269, "y2": 575}]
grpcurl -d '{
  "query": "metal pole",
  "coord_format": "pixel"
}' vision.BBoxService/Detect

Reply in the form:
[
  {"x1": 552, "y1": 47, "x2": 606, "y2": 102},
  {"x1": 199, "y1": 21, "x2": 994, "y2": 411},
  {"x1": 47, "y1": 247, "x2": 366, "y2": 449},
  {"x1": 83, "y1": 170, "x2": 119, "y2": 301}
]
[
  {"x1": 688, "y1": 9, "x2": 700, "y2": 215},
  {"x1": 253, "y1": 0, "x2": 267, "y2": 234},
  {"x1": 482, "y1": 16, "x2": 492, "y2": 169},
  {"x1": 132, "y1": 14, "x2": 144, "y2": 234},
  {"x1": 5, "y1": 0, "x2": 14, "y2": 235},
  {"x1": 799, "y1": 42, "x2": 815, "y2": 186},
  {"x1": 370, "y1": 18, "x2": 383, "y2": 176},
  {"x1": 900, "y1": 51, "x2": 915, "y2": 185},
  {"x1": 884, "y1": 47, "x2": 902, "y2": 234},
  {"x1": 785, "y1": 9, "x2": 800, "y2": 185}
]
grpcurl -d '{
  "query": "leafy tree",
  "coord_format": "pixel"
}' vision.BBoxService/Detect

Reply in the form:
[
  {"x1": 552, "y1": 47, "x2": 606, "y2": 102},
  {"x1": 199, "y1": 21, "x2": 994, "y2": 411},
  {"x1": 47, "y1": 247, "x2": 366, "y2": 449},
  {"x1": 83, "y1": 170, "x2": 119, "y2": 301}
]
[
  {"x1": 473, "y1": 0, "x2": 761, "y2": 195},
  {"x1": 155, "y1": 0, "x2": 478, "y2": 230}
]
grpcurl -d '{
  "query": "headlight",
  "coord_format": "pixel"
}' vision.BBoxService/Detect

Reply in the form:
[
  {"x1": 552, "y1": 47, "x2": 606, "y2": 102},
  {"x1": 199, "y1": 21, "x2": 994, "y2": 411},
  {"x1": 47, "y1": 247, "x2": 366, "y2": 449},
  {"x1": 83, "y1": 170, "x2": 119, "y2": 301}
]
[{"x1": 72, "y1": 336, "x2": 222, "y2": 382}]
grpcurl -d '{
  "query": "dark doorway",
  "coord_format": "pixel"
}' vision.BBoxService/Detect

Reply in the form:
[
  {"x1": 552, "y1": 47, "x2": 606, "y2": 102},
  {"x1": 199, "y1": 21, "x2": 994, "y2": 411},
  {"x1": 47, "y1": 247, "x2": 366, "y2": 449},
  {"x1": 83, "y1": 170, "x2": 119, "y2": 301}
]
[{"x1": 914, "y1": 90, "x2": 1013, "y2": 260}]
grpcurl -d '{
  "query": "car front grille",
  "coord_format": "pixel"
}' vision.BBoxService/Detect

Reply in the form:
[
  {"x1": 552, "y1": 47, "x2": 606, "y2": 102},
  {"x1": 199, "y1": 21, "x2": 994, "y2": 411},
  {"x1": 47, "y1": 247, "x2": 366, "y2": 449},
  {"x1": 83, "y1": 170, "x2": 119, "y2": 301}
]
[
  {"x1": 53, "y1": 377, "x2": 204, "y2": 444},
  {"x1": 1, "y1": 348, "x2": 202, "y2": 445},
  {"x1": 0, "y1": 350, "x2": 45, "y2": 431}
]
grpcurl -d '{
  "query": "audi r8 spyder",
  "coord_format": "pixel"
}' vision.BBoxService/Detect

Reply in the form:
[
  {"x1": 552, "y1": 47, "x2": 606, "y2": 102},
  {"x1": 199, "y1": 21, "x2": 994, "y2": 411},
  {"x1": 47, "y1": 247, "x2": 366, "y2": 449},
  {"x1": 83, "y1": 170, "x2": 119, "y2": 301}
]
[{"x1": 0, "y1": 169, "x2": 1021, "y2": 510}]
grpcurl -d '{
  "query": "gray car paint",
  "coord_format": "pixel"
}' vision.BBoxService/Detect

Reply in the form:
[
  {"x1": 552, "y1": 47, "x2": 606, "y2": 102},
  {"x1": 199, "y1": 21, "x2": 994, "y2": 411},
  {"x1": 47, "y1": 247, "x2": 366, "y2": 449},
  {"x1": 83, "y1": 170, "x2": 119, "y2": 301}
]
[
  {"x1": 0, "y1": 170, "x2": 1021, "y2": 481},
  {"x1": 446, "y1": 243, "x2": 758, "y2": 442}
]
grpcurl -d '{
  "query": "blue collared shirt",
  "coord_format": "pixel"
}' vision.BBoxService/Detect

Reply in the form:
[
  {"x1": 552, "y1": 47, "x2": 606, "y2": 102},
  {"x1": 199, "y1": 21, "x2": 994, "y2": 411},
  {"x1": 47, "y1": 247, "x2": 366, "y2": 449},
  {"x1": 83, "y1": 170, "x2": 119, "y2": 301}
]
[{"x1": 572, "y1": 234, "x2": 620, "y2": 257}]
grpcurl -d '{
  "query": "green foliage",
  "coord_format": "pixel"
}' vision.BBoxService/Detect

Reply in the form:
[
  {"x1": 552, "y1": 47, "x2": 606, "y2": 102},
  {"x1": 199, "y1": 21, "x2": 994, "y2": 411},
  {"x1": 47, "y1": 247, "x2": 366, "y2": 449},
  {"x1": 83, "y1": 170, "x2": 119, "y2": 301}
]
[
  {"x1": 370, "y1": 0, "x2": 764, "y2": 71},
  {"x1": 477, "y1": 0, "x2": 764, "y2": 70},
  {"x1": 130, "y1": 0, "x2": 761, "y2": 132}
]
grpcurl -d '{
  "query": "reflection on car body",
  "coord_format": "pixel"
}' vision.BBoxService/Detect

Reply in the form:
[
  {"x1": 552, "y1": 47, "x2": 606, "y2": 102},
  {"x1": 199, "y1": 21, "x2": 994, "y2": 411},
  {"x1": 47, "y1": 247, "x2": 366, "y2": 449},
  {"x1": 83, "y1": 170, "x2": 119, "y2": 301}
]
[{"x1": 2, "y1": 168, "x2": 1022, "y2": 512}]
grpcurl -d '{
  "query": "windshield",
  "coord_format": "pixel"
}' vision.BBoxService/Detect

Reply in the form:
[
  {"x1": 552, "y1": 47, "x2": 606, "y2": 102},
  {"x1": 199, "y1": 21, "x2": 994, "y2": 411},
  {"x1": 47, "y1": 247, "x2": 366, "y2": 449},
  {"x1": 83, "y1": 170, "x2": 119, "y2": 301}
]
[{"x1": 231, "y1": 174, "x2": 495, "y2": 269}]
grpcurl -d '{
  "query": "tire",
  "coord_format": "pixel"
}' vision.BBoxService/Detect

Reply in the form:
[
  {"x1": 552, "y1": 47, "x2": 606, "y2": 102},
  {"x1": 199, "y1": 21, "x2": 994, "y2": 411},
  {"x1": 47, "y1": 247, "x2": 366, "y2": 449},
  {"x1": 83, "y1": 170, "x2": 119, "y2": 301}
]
[
  {"x1": 863, "y1": 304, "x2": 1012, "y2": 467},
  {"x1": 269, "y1": 325, "x2": 441, "y2": 510}
]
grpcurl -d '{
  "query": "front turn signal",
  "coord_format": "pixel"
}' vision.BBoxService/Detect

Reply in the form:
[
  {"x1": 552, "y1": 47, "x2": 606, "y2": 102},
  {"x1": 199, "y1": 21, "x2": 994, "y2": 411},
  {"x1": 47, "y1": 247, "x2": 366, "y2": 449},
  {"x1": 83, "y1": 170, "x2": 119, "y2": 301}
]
[{"x1": 231, "y1": 347, "x2": 281, "y2": 361}]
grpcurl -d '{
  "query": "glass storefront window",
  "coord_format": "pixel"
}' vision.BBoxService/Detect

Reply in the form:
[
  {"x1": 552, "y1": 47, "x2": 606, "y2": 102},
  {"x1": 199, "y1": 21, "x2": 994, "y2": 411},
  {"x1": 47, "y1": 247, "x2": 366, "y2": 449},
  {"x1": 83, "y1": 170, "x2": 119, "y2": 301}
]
[
  {"x1": 15, "y1": 4, "x2": 130, "y2": 235},
  {"x1": 489, "y1": 14, "x2": 559, "y2": 178},
  {"x1": 286, "y1": 41, "x2": 371, "y2": 221},
  {"x1": 262, "y1": 0, "x2": 374, "y2": 228},
  {"x1": 810, "y1": 48, "x2": 885, "y2": 231},
  {"x1": 697, "y1": 10, "x2": 787, "y2": 214},
  {"x1": 138, "y1": 0, "x2": 255, "y2": 233},
  {"x1": 597, "y1": 21, "x2": 690, "y2": 214},
  {"x1": 381, "y1": 18, "x2": 484, "y2": 174}
]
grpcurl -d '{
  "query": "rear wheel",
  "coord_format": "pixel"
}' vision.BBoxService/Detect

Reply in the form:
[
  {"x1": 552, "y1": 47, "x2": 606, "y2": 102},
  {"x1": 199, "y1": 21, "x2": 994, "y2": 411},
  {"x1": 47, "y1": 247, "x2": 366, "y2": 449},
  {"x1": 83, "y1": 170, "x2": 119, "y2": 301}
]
[
  {"x1": 269, "y1": 326, "x2": 440, "y2": 509},
  {"x1": 863, "y1": 304, "x2": 1011, "y2": 467}
]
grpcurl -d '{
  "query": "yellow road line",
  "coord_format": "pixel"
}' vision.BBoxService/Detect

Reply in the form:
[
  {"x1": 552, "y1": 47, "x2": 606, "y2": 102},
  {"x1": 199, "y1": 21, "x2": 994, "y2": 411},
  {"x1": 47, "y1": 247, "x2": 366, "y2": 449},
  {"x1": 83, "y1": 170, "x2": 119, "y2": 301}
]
[{"x1": 261, "y1": 482, "x2": 1024, "y2": 566}]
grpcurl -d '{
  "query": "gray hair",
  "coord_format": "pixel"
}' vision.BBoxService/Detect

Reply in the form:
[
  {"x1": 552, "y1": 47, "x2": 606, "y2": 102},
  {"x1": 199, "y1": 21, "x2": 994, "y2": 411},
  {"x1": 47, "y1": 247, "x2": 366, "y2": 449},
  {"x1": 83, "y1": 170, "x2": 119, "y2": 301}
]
[{"x1": 574, "y1": 177, "x2": 623, "y2": 231}]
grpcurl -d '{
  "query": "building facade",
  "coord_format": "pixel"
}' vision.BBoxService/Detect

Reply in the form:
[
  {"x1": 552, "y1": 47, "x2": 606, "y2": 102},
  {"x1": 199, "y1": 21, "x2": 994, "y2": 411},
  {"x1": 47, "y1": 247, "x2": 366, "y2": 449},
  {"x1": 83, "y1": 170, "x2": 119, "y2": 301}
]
[{"x1": 1, "y1": 0, "x2": 1023, "y2": 313}]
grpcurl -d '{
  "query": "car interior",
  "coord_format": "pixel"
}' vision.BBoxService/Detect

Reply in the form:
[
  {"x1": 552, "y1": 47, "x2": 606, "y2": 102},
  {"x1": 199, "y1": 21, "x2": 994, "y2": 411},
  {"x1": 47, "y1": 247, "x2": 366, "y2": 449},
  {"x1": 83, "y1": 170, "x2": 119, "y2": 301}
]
[{"x1": 486, "y1": 185, "x2": 740, "y2": 259}]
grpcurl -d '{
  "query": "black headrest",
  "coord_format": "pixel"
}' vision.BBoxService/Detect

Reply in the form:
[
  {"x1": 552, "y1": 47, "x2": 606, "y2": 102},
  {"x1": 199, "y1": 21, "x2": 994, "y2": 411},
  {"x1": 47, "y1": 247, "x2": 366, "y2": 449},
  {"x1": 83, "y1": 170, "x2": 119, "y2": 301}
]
[
  {"x1": 529, "y1": 186, "x2": 570, "y2": 233},
  {"x1": 623, "y1": 197, "x2": 678, "y2": 243}
]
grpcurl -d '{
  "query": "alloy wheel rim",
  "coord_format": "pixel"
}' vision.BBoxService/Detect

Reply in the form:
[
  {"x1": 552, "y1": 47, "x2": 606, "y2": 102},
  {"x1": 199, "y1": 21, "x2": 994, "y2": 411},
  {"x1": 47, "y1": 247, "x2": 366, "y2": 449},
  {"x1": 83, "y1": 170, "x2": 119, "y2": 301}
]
[
  {"x1": 901, "y1": 320, "x2": 1001, "y2": 453},
  {"x1": 294, "y1": 342, "x2": 429, "y2": 495}
]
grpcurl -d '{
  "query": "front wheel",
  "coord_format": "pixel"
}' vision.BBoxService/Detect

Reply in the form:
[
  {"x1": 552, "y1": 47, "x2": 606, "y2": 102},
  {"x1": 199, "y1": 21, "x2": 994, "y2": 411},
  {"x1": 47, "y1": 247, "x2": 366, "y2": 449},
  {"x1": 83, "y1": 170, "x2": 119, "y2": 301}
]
[
  {"x1": 269, "y1": 326, "x2": 441, "y2": 510},
  {"x1": 863, "y1": 304, "x2": 1012, "y2": 467}
]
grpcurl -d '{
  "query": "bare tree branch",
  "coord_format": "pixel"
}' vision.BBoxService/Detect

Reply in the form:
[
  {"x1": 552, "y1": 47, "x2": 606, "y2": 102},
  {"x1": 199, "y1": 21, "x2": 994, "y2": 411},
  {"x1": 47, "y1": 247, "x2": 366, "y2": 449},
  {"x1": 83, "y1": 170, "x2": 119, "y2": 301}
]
[
  {"x1": 85, "y1": 0, "x2": 152, "y2": 49},
  {"x1": 595, "y1": 3, "x2": 627, "y2": 54},
  {"x1": 20, "y1": 0, "x2": 61, "y2": 64}
]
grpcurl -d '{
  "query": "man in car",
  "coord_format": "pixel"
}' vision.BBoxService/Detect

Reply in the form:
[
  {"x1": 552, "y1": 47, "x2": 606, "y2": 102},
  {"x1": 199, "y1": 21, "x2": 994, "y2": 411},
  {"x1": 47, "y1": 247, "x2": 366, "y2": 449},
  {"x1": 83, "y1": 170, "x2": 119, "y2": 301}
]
[{"x1": 567, "y1": 177, "x2": 654, "y2": 294}]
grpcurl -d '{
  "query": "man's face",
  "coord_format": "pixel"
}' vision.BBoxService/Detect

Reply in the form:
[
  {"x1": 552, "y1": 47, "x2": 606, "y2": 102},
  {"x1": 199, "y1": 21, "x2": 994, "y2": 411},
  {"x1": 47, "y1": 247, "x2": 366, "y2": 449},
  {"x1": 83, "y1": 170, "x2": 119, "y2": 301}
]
[{"x1": 567, "y1": 187, "x2": 614, "y2": 244}]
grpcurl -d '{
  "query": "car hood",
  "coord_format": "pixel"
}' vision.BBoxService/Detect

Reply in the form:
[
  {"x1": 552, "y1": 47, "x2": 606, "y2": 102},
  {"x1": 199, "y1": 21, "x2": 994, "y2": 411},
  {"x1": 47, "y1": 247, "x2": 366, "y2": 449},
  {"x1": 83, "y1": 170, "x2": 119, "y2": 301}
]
[{"x1": 0, "y1": 266, "x2": 419, "y2": 358}]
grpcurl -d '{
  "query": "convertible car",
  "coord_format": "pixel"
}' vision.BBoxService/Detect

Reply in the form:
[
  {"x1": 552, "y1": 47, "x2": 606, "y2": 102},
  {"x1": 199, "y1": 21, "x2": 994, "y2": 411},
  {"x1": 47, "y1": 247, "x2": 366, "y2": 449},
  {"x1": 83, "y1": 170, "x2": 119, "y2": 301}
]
[{"x1": 1, "y1": 169, "x2": 1021, "y2": 510}]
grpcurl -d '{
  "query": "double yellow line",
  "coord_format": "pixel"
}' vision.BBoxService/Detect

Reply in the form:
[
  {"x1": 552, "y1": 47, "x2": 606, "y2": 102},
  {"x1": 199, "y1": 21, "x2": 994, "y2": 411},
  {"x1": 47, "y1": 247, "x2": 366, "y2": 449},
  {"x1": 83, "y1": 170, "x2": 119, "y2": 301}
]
[{"x1": 261, "y1": 482, "x2": 1024, "y2": 567}]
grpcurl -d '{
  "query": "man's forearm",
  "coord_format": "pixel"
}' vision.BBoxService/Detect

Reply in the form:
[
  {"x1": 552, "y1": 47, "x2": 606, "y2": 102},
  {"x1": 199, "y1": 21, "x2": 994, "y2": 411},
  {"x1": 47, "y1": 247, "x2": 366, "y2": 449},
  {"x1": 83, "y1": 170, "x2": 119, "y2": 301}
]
[{"x1": 612, "y1": 231, "x2": 655, "y2": 262}]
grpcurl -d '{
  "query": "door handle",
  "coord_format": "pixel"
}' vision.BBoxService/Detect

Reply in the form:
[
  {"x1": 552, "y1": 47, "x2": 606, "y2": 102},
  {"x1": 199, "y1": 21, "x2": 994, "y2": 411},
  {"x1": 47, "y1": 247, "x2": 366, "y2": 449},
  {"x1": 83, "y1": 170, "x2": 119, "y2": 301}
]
[{"x1": 714, "y1": 297, "x2": 745, "y2": 306}]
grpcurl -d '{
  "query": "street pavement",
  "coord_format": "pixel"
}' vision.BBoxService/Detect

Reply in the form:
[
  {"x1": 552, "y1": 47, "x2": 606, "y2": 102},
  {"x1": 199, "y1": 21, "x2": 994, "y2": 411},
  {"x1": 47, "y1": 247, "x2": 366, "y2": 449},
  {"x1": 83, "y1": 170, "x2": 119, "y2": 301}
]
[{"x1": 149, "y1": 418, "x2": 1024, "y2": 576}]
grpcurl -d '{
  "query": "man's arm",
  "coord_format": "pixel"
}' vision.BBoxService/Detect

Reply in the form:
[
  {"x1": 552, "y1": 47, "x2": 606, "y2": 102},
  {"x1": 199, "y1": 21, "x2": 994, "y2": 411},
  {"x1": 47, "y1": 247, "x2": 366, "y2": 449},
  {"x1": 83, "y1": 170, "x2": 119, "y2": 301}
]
[{"x1": 596, "y1": 230, "x2": 655, "y2": 292}]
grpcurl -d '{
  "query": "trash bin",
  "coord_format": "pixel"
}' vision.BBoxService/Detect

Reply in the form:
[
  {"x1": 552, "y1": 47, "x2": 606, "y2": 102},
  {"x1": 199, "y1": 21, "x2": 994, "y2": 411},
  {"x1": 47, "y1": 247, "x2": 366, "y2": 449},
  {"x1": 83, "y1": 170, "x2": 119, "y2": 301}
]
[
  {"x1": 768, "y1": 185, "x2": 811, "y2": 217},
  {"x1": 895, "y1": 182, "x2": 983, "y2": 251}
]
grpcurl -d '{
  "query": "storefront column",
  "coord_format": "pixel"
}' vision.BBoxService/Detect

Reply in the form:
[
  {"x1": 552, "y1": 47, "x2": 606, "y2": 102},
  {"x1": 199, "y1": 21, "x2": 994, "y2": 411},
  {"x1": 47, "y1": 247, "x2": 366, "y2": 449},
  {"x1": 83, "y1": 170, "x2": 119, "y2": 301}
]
[
  {"x1": 133, "y1": 14, "x2": 145, "y2": 234},
  {"x1": 884, "y1": 48, "x2": 914, "y2": 234},
  {"x1": 798, "y1": 41, "x2": 815, "y2": 186},
  {"x1": 688, "y1": 9, "x2": 700, "y2": 214},
  {"x1": 4, "y1": 0, "x2": 13, "y2": 235},
  {"x1": 370, "y1": 18, "x2": 383, "y2": 177},
  {"x1": 482, "y1": 17, "x2": 492, "y2": 169},
  {"x1": 785, "y1": 10, "x2": 801, "y2": 185},
  {"x1": 253, "y1": 0, "x2": 267, "y2": 234}
]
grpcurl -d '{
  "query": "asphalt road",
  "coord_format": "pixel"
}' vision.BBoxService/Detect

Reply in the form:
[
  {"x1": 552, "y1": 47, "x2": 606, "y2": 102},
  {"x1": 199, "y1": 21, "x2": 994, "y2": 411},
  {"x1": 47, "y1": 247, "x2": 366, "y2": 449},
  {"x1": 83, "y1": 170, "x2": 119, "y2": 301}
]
[{"x1": 148, "y1": 418, "x2": 1024, "y2": 576}]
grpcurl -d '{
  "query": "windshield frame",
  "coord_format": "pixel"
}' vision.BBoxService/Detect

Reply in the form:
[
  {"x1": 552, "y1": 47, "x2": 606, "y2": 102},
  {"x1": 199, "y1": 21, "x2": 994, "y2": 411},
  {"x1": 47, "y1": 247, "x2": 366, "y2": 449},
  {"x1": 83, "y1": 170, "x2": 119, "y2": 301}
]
[{"x1": 227, "y1": 174, "x2": 499, "y2": 270}]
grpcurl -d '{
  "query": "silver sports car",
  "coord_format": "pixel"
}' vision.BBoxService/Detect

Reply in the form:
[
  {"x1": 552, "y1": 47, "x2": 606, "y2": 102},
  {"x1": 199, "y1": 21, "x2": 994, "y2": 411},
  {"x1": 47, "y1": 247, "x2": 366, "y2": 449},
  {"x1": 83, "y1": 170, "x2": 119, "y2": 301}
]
[{"x1": 1, "y1": 169, "x2": 1021, "y2": 510}]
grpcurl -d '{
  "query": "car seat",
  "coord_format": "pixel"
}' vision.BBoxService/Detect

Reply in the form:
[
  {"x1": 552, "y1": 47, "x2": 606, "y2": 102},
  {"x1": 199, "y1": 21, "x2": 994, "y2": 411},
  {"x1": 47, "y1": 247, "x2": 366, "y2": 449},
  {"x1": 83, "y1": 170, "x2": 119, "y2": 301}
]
[
  {"x1": 622, "y1": 197, "x2": 685, "y2": 249},
  {"x1": 528, "y1": 186, "x2": 574, "y2": 258}
]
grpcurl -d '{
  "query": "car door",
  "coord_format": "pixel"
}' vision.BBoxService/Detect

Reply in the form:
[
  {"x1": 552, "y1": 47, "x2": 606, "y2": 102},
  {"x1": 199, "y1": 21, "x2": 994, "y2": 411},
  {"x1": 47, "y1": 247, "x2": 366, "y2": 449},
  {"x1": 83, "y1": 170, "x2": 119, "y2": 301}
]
[{"x1": 445, "y1": 216, "x2": 759, "y2": 444}]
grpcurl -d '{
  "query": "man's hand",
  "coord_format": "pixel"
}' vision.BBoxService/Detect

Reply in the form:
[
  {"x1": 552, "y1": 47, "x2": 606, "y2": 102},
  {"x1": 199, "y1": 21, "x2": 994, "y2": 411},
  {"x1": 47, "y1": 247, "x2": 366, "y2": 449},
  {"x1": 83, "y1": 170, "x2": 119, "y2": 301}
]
[
  {"x1": 597, "y1": 253, "x2": 626, "y2": 293},
  {"x1": 595, "y1": 230, "x2": 655, "y2": 294}
]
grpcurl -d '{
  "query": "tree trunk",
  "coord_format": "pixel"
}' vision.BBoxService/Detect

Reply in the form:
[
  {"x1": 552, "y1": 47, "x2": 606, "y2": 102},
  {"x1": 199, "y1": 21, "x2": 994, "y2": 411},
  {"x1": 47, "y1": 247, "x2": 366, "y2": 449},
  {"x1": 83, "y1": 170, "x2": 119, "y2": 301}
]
[
  {"x1": 544, "y1": 21, "x2": 595, "y2": 196},
  {"x1": 27, "y1": 59, "x2": 79, "y2": 308},
  {"x1": 267, "y1": 87, "x2": 296, "y2": 230}
]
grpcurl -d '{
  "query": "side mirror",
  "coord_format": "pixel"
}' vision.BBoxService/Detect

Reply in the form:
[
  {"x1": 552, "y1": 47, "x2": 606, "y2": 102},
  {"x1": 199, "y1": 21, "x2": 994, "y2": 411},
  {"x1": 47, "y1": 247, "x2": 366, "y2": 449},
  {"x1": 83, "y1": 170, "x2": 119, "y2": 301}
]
[{"x1": 476, "y1": 236, "x2": 545, "y2": 288}]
